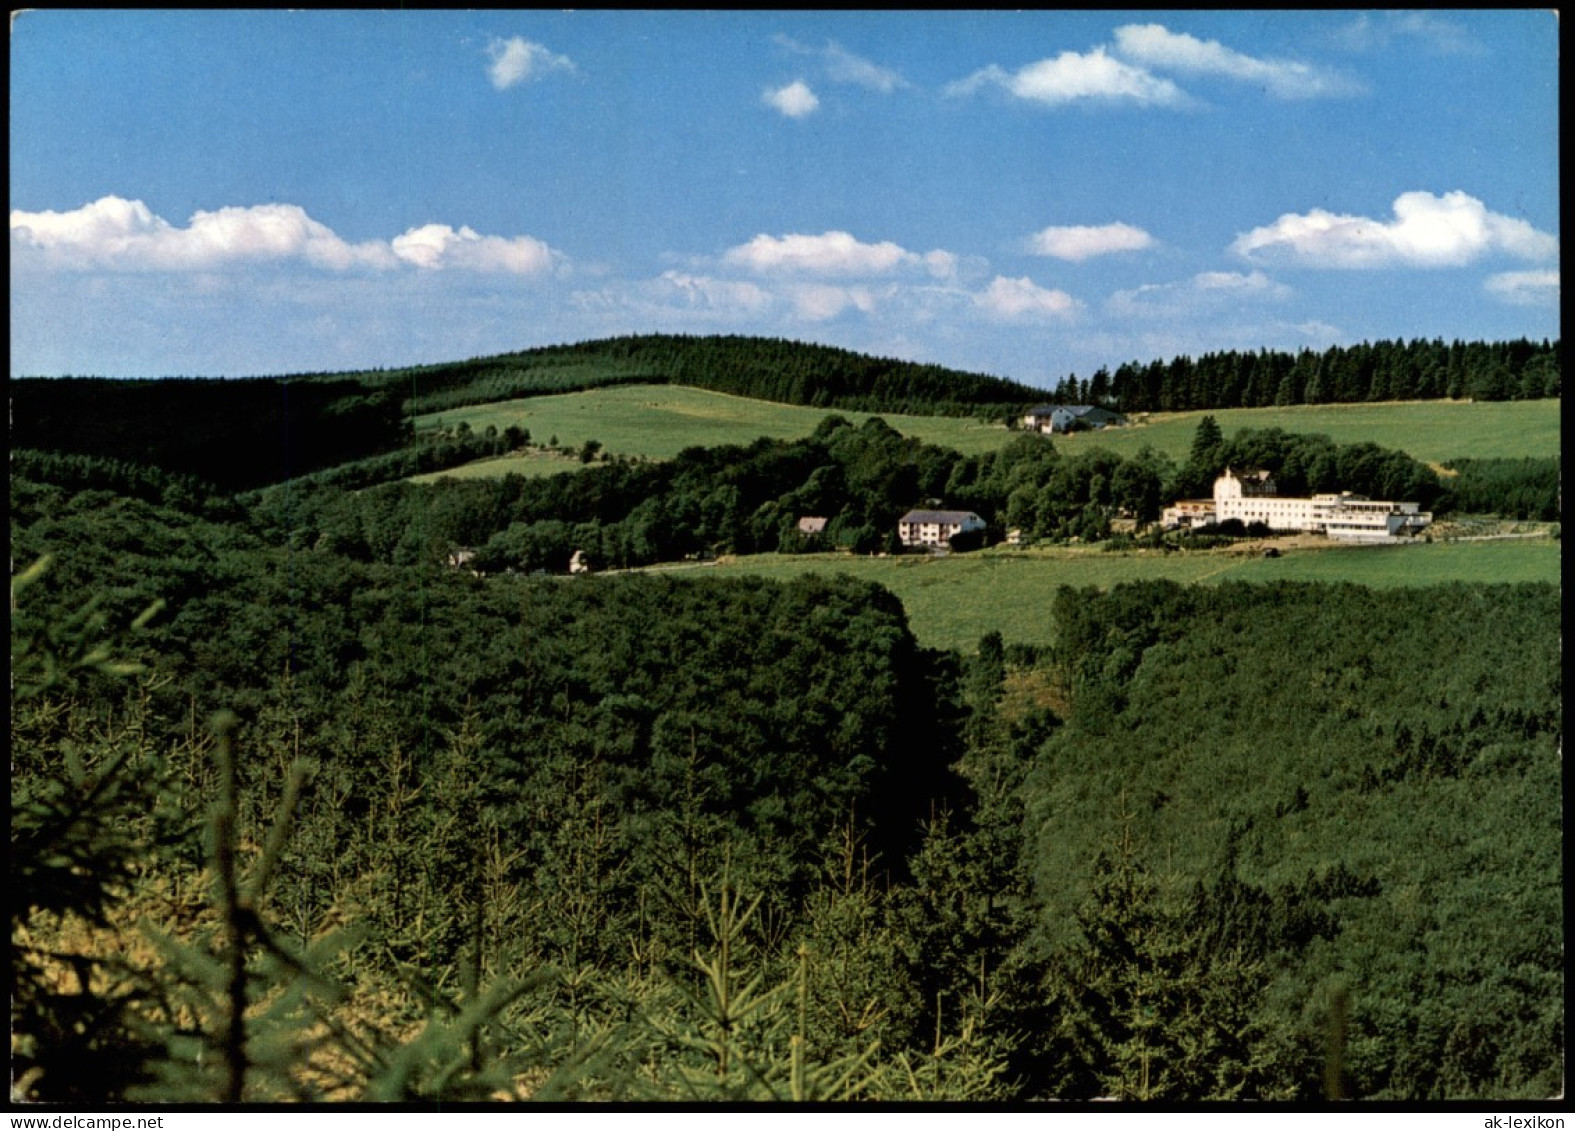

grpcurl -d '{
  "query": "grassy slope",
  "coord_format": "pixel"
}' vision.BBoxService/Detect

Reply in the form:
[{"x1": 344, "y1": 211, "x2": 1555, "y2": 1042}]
[
  {"x1": 416, "y1": 387, "x2": 1559, "y2": 474},
  {"x1": 417, "y1": 384, "x2": 1010, "y2": 462},
  {"x1": 415, "y1": 388, "x2": 1559, "y2": 650},
  {"x1": 704, "y1": 539, "x2": 1561, "y2": 652},
  {"x1": 1051, "y1": 398, "x2": 1562, "y2": 464}
]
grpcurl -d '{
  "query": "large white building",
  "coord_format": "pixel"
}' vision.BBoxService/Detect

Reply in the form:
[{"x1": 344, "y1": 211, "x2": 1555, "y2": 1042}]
[{"x1": 1162, "y1": 469, "x2": 1432, "y2": 541}]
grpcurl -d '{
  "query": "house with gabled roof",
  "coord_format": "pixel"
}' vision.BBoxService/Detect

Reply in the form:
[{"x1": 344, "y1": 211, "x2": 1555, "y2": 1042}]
[
  {"x1": 897, "y1": 508, "x2": 986, "y2": 549},
  {"x1": 1021, "y1": 404, "x2": 1126, "y2": 434}
]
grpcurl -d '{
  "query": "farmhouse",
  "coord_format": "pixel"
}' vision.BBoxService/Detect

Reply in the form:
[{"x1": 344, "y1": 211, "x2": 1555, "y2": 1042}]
[
  {"x1": 897, "y1": 508, "x2": 986, "y2": 549},
  {"x1": 796, "y1": 516, "x2": 828, "y2": 536},
  {"x1": 1161, "y1": 468, "x2": 1433, "y2": 541},
  {"x1": 1021, "y1": 404, "x2": 1126, "y2": 434}
]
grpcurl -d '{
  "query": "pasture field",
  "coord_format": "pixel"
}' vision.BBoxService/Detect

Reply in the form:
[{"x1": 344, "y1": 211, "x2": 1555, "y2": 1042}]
[
  {"x1": 701, "y1": 538, "x2": 1560, "y2": 652},
  {"x1": 417, "y1": 386, "x2": 1559, "y2": 476},
  {"x1": 1051, "y1": 398, "x2": 1561, "y2": 464},
  {"x1": 408, "y1": 449, "x2": 586, "y2": 483},
  {"x1": 418, "y1": 384, "x2": 1010, "y2": 462}
]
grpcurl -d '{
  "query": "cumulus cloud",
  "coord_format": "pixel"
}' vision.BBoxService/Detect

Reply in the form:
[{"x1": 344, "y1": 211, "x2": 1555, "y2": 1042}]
[
  {"x1": 775, "y1": 35, "x2": 910, "y2": 93},
  {"x1": 390, "y1": 224, "x2": 556, "y2": 273},
  {"x1": 9, "y1": 196, "x2": 394, "y2": 271},
  {"x1": 946, "y1": 48, "x2": 1187, "y2": 107},
  {"x1": 485, "y1": 36, "x2": 575, "y2": 91},
  {"x1": 974, "y1": 276, "x2": 1079, "y2": 320},
  {"x1": 11, "y1": 196, "x2": 560, "y2": 276},
  {"x1": 1113, "y1": 23, "x2": 1360, "y2": 98},
  {"x1": 949, "y1": 24, "x2": 1359, "y2": 109},
  {"x1": 1484, "y1": 269, "x2": 1560, "y2": 306},
  {"x1": 764, "y1": 81, "x2": 820, "y2": 118},
  {"x1": 1231, "y1": 191, "x2": 1560, "y2": 268},
  {"x1": 1027, "y1": 221, "x2": 1154, "y2": 261},
  {"x1": 721, "y1": 230, "x2": 955, "y2": 277}
]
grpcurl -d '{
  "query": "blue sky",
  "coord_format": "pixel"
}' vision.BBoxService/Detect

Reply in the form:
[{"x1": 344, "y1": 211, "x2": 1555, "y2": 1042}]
[{"x1": 10, "y1": 10, "x2": 1560, "y2": 387}]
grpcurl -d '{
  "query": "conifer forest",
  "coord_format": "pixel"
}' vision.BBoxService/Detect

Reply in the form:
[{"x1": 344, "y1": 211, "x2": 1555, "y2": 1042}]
[{"x1": 10, "y1": 335, "x2": 1562, "y2": 1104}]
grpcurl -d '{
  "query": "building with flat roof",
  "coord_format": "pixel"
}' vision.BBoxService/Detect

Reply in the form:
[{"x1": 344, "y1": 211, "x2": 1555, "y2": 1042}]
[{"x1": 1161, "y1": 469, "x2": 1433, "y2": 541}]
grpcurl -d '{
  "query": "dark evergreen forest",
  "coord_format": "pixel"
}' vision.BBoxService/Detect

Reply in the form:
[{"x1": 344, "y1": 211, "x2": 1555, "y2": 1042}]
[
  {"x1": 8, "y1": 351, "x2": 1562, "y2": 1103},
  {"x1": 1081, "y1": 336, "x2": 1560, "y2": 412},
  {"x1": 9, "y1": 377, "x2": 408, "y2": 491}
]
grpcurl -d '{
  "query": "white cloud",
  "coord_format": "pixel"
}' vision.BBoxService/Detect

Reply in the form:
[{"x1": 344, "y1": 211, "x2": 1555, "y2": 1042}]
[
  {"x1": 1232, "y1": 191, "x2": 1560, "y2": 268},
  {"x1": 822, "y1": 41, "x2": 909, "y2": 93},
  {"x1": 1484, "y1": 270, "x2": 1560, "y2": 306},
  {"x1": 946, "y1": 48, "x2": 1187, "y2": 107},
  {"x1": 764, "y1": 81, "x2": 820, "y2": 118},
  {"x1": 1330, "y1": 12, "x2": 1484, "y2": 56},
  {"x1": 485, "y1": 36, "x2": 575, "y2": 91},
  {"x1": 922, "y1": 250, "x2": 960, "y2": 280},
  {"x1": 1113, "y1": 23, "x2": 1360, "y2": 98},
  {"x1": 9, "y1": 196, "x2": 394, "y2": 271},
  {"x1": 774, "y1": 35, "x2": 910, "y2": 93},
  {"x1": 390, "y1": 224, "x2": 556, "y2": 273},
  {"x1": 1191, "y1": 269, "x2": 1291, "y2": 295},
  {"x1": 722, "y1": 230, "x2": 951, "y2": 277},
  {"x1": 974, "y1": 276, "x2": 1079, "y2": 320},
  {"x1": 1027, "y1": 221, "x2": 1154, "y2": 261},
  {"x1": 652, "y1": 271, "x2": 774, "y2": 315},
  {"x1": 787, "y1": 283, "x2": 884, "y2": 321},
  {"x1": 1109, "y1": 269, "x2": 1291, "y2": 317},
  {"x1": 11, "y1": 196, "x2": 560, "y2": 276},
  {"x1": 1293, "y1": 320, "x2": 1345, "y2": 343}
]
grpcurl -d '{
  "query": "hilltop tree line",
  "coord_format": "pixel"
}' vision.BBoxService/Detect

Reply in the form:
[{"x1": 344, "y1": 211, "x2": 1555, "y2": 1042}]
[
  {"x1": 10, "y1": 442, "x2": 1562, "y2": 1099},
  {"x1": 11, "y1": 336, "x2": 1558, "y2": 500},
  {"x1": 366, "y1": 334, "x2": 1046, "y2": 418},
  {"x1": 1045, "y1": 337, "x2": 1560, "y2": 414},
  {"x1": 9, "y1": 376, "x2": 408, "y2": 491}
]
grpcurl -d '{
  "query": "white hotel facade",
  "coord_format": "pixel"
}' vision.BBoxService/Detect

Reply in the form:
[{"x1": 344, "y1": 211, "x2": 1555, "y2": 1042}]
[{"x1": 1162, "y1": 469, "x2": 1433, "y2": 542}]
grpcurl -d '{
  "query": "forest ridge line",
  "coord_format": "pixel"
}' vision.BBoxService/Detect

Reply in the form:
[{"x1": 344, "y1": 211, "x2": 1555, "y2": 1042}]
[{"x1": 15, "y1": 332, "x2": 1561, "y2": 420}]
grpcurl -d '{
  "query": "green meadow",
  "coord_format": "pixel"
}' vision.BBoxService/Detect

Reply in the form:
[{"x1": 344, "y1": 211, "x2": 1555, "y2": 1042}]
[
  {"x1": 409, "y1": 449, "x2": 589, "y2": 483},
  {"x1": 417, "y1": 384, "x2": 1010, "y2": 462},
  {"x1": 1051, "y1": 398, "x2": 1561, "y2": 464},
  {"x1": 703, "y1": 538, "x2": 1561, "y2": 652},
  {"x1": 417, "y1": 385, "x2": 1559, "y2": 477}
]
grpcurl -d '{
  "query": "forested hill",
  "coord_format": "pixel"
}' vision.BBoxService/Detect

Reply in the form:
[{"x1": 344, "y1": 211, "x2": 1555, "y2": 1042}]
[
  {"x1": 347, "y1": 333, "x2": 1044, "y2": 418},
  {"x1": 9, "y1": 337, "x2": 1036, "y2": 489},
  {"x1": 11, "y1": 333, "x2": 1560, "y2": 493},
  {"x1": 1053, "y1": 336, "x2": 1560, "y2": 413},
  {"x1": 7, "y1": 376, "x2": 407, "y2": 491}
]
